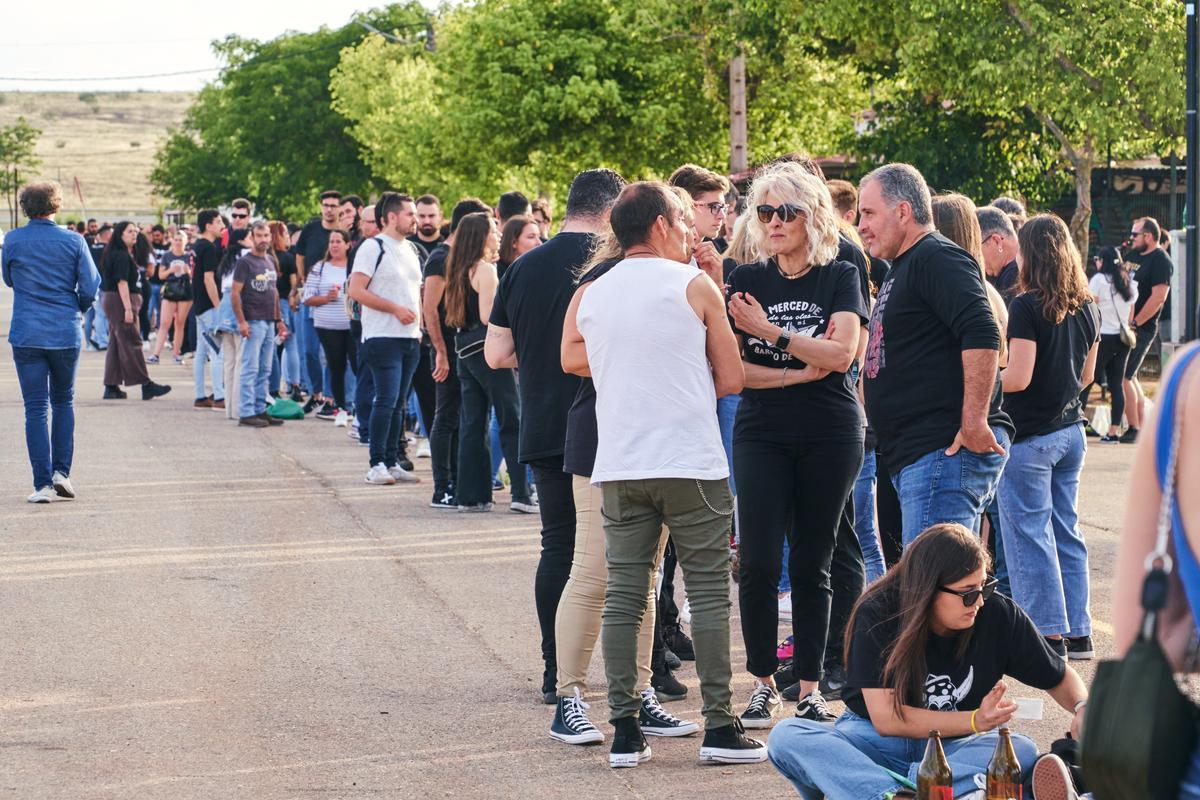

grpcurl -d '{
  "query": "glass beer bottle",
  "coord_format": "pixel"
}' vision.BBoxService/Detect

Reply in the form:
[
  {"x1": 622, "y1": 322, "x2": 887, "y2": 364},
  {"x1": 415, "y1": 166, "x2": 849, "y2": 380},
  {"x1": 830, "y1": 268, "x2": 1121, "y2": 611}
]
[
  {"x1": 987, "y1": 727, "x2": 1023, "y2": 800},
  {"x1": 917, "y1": 730, "x2": 953, "y2": 800}
]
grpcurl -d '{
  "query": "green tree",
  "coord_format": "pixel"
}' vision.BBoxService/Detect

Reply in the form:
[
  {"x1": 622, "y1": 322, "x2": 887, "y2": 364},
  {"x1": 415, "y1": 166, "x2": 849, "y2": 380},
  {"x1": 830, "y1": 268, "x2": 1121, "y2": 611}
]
[
  {"x1": 0, "y1": 116, "x2": 42, "y2": 228},
  {"x1": 152, "y1": 4, "x2": 428, "y2": 219},
  {"x1": 808, "y1": 0, "x2": 1187, "y2": 251}
]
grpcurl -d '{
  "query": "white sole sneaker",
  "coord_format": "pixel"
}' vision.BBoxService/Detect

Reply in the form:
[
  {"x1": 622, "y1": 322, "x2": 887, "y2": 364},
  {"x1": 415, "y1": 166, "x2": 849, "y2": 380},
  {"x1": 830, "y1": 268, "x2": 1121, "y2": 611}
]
[
  {"x1": 510, "y1": 501, "x2": 539, "y2": 514},
  {"x1": 27, "y1": 487, "x2": 55, "y2": 504},
  {"x1": 52, "y1": 472, "x2": 75, "y2": 499},
  {"x1": 641, "y1": 719, "x2": 700, "y2": 737},
  {"x1": 1032, "y1": 754, "x2": 1079, "y2": 800},
  {"x1": 698, "y1": 744, "x2": 768, "y2": 764},
  {"x1": 609, "y1": 746, "x2": 650, "y2": 768},
  {"x1": 549, "y1": 729, "x2": 604, "y2": 745}
]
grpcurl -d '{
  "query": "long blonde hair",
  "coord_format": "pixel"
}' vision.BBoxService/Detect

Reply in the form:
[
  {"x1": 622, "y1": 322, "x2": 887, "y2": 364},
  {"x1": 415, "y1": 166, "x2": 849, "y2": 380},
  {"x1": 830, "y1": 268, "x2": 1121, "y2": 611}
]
[{"x1": 722, "y1": 213, "x2": 757, "y2": 265}]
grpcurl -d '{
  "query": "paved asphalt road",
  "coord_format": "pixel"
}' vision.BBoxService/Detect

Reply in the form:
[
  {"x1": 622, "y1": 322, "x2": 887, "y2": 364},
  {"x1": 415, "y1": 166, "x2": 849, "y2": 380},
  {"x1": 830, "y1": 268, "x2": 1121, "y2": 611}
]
[{"x1": 0, "y1": 292, "x2": 1132, "y2": 799}]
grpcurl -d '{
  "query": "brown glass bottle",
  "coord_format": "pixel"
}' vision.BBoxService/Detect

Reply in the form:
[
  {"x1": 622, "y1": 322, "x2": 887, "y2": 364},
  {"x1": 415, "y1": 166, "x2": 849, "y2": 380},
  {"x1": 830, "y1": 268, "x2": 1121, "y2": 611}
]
[
  {"x1": 986, "y1": 727, "x2": 1023, "y2": 800},
  {"x1": 917, "y1": 730, "x2": 954, "y2": 800}
]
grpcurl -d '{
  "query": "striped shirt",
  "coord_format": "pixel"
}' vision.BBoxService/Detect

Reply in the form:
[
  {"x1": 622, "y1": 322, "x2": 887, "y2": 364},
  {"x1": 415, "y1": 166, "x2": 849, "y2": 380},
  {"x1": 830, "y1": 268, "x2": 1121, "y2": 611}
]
[{"x1": 302, "y1": 261, "x2": 350, "y2": 330}]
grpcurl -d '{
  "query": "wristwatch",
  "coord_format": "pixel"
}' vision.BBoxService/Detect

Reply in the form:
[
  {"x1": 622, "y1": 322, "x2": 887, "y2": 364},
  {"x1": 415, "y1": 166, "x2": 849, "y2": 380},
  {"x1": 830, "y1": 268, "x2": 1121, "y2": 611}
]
[{"x1": 774, "y1": 330, "x2": 791, "y2": 351}]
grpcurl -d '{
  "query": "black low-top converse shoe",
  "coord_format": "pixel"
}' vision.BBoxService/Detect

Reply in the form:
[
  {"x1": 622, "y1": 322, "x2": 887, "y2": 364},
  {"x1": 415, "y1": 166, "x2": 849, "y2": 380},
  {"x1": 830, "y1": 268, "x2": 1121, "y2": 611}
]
[
  {"x1": 795, "y1": 689, "x2": 837, "y2": 723},
  {"x1": 699, "y1": 718, "x2": 767, "y2": 764},
  {"x1": 638, "y1": 689, "x2": 700, "y2": 737}
]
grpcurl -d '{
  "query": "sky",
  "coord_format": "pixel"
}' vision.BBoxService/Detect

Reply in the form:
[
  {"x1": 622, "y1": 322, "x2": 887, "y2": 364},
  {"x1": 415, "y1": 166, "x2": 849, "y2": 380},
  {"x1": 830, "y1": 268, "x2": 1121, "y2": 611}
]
[{"x1": 0, "y1": 0, "x2": 437, "y2": 93}]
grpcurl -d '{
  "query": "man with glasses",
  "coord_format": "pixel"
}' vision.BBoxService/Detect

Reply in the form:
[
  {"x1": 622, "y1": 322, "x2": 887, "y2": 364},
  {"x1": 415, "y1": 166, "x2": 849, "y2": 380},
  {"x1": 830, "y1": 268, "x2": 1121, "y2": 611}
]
[
  {"x1": 229, "y1": 198, "x2": 252, "y2": 232},
  {"x1": 294, "y1": 190, "x2": 343, "y2": 406},
  {"x1": 1121, "y1": 216, "x2": 1173, "y2": 443},
  {"x1": 977, "y1": 206, "x2": 1020, "y2": 306}
]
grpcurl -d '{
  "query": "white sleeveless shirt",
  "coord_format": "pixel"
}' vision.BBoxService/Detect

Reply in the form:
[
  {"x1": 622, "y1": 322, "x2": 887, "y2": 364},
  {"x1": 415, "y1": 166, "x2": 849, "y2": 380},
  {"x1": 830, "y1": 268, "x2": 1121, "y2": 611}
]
[{"x1": 577, "y1": 257, "x2": 728, "y2": 484}]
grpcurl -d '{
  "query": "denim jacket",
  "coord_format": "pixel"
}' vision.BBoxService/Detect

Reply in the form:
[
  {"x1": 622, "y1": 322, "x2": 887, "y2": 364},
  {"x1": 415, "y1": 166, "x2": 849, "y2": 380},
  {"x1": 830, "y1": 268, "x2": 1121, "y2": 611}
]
[{"x1": 1, "y1": 218, "x2": 101, "y2": 349}]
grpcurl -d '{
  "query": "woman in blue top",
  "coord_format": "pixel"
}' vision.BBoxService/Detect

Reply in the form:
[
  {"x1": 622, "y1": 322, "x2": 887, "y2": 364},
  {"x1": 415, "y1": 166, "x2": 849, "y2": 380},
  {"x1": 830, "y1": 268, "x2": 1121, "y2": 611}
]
[{"x1": 0, "y1": 182, "x2": 100, "y2": 503}]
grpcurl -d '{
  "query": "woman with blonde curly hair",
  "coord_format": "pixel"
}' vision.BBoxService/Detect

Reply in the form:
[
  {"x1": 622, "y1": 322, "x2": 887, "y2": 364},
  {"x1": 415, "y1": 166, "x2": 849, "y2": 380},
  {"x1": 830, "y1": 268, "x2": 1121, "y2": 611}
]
[{"x1": 725, "y1": 162, "x2": 869, "y2": 727}]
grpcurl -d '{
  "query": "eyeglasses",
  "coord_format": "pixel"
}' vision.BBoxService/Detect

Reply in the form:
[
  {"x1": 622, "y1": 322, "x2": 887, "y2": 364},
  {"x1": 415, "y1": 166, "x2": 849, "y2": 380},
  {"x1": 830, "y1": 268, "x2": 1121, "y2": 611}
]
[
  {"x1": 938, "y1": 577, "x2": 998, "y2": 607},
  {"x1": 694, "y1": 201, "x2": 728, "y2": 216},
  {"x1": 231, "y1": 213, "x2": 249, "y2": 219},
  {"x1": 756, "y1": 203, "x2": 804, "y2": 224}
]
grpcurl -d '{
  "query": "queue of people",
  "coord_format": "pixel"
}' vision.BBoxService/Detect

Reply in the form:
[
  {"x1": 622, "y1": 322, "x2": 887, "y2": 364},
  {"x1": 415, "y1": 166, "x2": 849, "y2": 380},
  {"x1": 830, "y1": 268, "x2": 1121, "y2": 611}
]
[{"x1": 2, "y1": 155, "x2": 1191, "y2": 799}]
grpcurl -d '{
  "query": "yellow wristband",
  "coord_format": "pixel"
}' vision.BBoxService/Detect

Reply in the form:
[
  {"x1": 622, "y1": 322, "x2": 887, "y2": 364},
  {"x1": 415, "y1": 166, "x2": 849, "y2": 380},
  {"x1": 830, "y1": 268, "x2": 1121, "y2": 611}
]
[{"x1": 970, "y1": 709, "x2": 980, "y2": 734}]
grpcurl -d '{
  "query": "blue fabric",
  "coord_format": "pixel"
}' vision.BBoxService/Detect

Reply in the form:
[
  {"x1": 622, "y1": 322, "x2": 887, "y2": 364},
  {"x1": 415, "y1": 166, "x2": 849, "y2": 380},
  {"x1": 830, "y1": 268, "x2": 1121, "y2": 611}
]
[
  {"x1": 277, "y1": 299, "x2": 301, "y2": 388},
  {"x1": 364, "y1": 337, "x2": 420, "y2": 467},
  {"x1": 998, "y1": 423, "x2": 1091, "y2": 636},
  {"x1": 355, "y1": 341, "x2": 375, "y2": 447},
  {"x1": 2, "y1": 219, "x2": 100, "y2": 349},
  {"x1": 988, "y1": 494, "x2": 1011, "y2": 595},
  {"x1": 717, "y1": 394, "x2": 740, "y2": 495},
  {"x1": 12, "y1": 345, "x2": 79, "y2": 490},
  {"x1": 893, "y1": 426, "x2": 1011, "y2": 546},
  {"x1": 768, "y1": 711, "x2": 1037, "y2": 800},
  {"x1": 147, "y1": 283, "x2": 162, "y2": 330},
  {"x1": 193, "y1": 308, "x2": 224, "y2": 401},
  {"x1": 1155, "y1": 344, "x2": 1200, "y2": 633},
  {"x1": 853, "y1": 449, "x2": 887, "y2": 583},
  {"x1": 82, "y1": 295, "x2": 108, "y2": 348},
  {"x1": 238, "y1": 320, "x2": 273, "y2": 418}
]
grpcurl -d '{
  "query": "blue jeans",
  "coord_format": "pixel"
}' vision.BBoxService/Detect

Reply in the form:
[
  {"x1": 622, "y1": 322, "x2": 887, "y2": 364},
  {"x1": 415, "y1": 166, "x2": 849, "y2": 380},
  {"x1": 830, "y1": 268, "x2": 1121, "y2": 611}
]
[
  {"x1": 768, "y1": 711, "x2": 1037, "y2": 800},
  {"x1": 853, "y1": 449, "x2": 887, "y2": 583},
  {"x1": 355, "y1": 338, "x2": 375, "y2": 447},
  {"x1": 12, "y1": 346, "x2": 79, "y2": 490},
  {"x1": 717, "y1": 394, "x2": 740, "y2": 495},
  {"x1": 238, "y1": 320, "x2": 274, "y2": 418},
  {"x1": 298, "y1": 303, "x2": 327, "y2": 396},
  {"x1": 279, "y1": 301, "x2": 301, "y2": 388},
  {"x1": 986, "y1": 494, "x2": 1011, "y2": 596},
  {"x1": 83, "y1": 291, "x2": 108, "y2": 348},
  {"x1": 363, "y1": 337, "x2": 420, "y2": 467},
  {"x1": 894, "y1": 426, "x2": 1011, "y2": 547},
  {"x1": 998, "y1": 423, "x2": 1091, "y2": 637},
  {"x1": 147, "y1": 284, "x2": 162, "y2": 329},
  {"x1": 193, "y1": 308, "x2": 225, "y2": 402}
]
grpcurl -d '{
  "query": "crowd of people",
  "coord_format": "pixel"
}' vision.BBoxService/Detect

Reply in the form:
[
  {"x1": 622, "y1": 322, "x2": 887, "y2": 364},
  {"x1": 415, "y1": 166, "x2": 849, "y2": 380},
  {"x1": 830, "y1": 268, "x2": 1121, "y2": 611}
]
[{"x1": 2, "y1": 151, "x2": 1192, "y2": 798}]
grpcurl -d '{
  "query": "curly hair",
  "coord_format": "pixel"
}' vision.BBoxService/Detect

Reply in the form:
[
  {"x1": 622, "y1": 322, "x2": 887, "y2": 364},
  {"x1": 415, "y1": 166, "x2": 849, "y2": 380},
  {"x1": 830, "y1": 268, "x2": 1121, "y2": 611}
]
[
  {"x1": 18, "y1": 182, "x2": 62, "y2": 218},
  {"x1": 745, "y1": 162, "x2": 840, "y2": 266}
]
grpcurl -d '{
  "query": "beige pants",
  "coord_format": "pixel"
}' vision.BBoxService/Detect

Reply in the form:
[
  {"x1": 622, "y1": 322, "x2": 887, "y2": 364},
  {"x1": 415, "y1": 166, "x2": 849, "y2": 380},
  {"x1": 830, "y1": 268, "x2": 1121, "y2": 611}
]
[
  {"x1": 219, "y1": 332, "x2": 244, "y2": 420},
  {"x1": 554, "y1": 475, "x2": 664, "y2": 696}
]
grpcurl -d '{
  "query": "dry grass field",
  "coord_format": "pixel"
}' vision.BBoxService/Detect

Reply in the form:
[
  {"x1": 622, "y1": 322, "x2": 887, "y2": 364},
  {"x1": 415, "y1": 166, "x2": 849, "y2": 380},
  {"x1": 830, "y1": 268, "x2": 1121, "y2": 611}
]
[{"x1": 0, "y1": 91, "x2": 192, "y2": 223}]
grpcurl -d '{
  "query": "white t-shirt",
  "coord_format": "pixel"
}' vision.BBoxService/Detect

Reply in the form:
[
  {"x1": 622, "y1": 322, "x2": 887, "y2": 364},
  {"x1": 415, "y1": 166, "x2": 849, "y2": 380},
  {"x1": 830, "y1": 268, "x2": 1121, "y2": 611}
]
[
  {"x1": 1089, "y1": 272, "x2": 1138, "y2": 336},
  {"x1": 350, "y1": 234, "x2": 422, "y2": 341}
]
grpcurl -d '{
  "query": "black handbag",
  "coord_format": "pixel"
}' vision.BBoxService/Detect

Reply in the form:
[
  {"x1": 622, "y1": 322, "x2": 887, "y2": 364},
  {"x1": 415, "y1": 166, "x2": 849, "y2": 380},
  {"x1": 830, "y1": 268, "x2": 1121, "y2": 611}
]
[
  {"x1": 162, "y1": 274, "x2": 191, "y2": 301},
  {"x1": 454, "y1": 325, "x2": 487, "y2": 359},
  {"x1": 1081, "y1": 360, "x2": 1200, "y2": 799}
]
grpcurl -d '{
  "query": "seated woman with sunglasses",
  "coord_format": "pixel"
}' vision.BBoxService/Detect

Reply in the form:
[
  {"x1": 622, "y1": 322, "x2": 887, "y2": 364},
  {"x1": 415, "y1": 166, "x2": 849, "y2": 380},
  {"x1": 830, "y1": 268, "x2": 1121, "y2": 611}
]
[{"x1": 768, "y1": 523, "x2": 1089, "y2": 800}]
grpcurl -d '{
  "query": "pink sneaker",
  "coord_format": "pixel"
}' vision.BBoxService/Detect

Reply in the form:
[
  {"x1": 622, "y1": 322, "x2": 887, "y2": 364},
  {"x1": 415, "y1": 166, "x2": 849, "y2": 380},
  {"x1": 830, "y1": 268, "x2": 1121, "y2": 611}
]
[{"x1": 776, "y1": 636, "x2": 794, "y2": 661}]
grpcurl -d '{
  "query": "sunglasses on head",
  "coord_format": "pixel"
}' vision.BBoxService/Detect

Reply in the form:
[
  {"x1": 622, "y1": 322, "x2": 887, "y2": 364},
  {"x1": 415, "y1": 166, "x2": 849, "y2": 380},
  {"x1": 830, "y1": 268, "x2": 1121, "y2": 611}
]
[
  {"x1": 756, "y1": 203, "x2": 804, "y2": 224},
  {"x1": 938, "y1": 577, "x2": 998, "y2": 607}
]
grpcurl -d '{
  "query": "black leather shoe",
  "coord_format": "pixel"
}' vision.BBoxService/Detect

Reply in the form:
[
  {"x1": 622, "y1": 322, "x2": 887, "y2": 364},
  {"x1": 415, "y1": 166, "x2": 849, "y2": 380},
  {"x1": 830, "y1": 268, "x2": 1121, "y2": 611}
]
[{"x1": 103, "y1": 385, "x2": 127, "y2": 400}]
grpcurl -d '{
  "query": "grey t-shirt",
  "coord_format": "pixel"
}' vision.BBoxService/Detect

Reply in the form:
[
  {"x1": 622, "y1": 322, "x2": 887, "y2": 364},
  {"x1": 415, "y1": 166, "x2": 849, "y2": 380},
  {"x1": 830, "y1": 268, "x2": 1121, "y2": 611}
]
[{"x1": 232, "y1": 253, "x2": 279, "y2": 321}]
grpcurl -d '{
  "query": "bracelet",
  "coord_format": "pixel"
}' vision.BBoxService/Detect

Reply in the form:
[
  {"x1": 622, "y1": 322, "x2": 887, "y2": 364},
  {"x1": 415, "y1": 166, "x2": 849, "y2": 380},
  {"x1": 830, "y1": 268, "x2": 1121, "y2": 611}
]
[
  {"x1": 781, "y1": 367, "x2": 789, "y2": 388},
  {"x1": 970, "y1": 709, "x2": 980, "y2": 734},
  {"x1": 1073, "y1": 699, "x2": 1087, "y2": 714}
]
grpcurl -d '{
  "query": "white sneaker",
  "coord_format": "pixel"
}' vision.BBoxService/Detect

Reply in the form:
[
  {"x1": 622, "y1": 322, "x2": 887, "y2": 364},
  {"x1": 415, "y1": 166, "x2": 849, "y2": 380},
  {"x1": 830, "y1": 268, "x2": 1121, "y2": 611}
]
[
  {"x1": 365, "y1": 463, "x2": 396, "y2": 485},
  {"x1": 416, "y1": 439, "x2": 431, "y2": 458},
  {"x1": 52, "y1": 471, "x2": 75, "y2": 499},
  {"x1": 387, "y1": 465, "x2": 420, "y2": 483},
  {"x1": 334, "y1": 410, "x2": 350, "y2": 427},
  {"x1": 27, "y1": 486, "x2": 55, "y2": 504},
  {"x1": 679, "y1": 599, "x2": 692, "y2": 626},
  {"x1": 510, "y1": 500, "x2": 539, "y2": 514},
  {"x1": 779, "y1": 593, "x2": 793, "y2": 622}
]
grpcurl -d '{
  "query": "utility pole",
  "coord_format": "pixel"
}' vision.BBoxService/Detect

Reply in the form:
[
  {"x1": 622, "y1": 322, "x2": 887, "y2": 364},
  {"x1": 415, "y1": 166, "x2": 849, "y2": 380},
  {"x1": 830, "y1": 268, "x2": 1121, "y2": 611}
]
[
  {"x1": 729, "y1": 50, "x2": 747, "y2": 175},
  {"x1": 1186, "y1": 0, "x2": 1198, "y2": 340}
]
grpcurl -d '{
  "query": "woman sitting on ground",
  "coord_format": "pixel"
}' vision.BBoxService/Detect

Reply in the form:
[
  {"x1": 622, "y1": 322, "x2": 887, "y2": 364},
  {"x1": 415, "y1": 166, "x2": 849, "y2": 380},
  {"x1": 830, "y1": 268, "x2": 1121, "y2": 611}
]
[{"x1": 768, "y1": 522, "x2": 1089, "y2": 800}]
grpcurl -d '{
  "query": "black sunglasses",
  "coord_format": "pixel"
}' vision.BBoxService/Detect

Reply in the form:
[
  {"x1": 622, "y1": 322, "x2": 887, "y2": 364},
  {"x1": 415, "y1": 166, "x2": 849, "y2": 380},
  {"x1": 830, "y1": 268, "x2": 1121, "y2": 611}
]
[
  {"x1": 231, "y1": 213, "x2": 249, "y2": 219},
  {"x1": 938, "y1": 577, "x2": 998, "y2": 607},
  {"x1": 756, "y1": 203, "x2": 804, "y2": 224}
]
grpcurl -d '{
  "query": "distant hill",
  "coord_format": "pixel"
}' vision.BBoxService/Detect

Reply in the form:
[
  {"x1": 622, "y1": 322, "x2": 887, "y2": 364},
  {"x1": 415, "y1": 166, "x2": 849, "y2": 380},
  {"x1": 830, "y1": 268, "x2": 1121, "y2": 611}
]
[{"x1": 0, "y1": 91, "x2": 193, "y2": 223}]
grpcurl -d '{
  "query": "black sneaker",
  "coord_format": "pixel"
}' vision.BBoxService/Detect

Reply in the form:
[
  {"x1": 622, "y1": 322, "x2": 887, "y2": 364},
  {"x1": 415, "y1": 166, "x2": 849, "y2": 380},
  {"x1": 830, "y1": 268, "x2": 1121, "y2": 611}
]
[
  {"x1": 664, "y1": 647, "x2": 682, "y2": 671},
  {"x1": 795, "y1": 689, "x2": 837, "y2": 722},
  {"x1": 541, "y1": 670, "x2": 556, "y2": 705},
  {"x1": 103, "y1": 385, "x2": 127, "y2": 400},
  {"x1": 781, "y1": 681, "x2": 802, "y2": 702},
  {"x1": 1084, "y1": 423, "x2": 1101, "y2": 438},
  {"x1": 663, "y1": 623, "x2": 695, "y2": 661},
  {"x1": 315, "y1": 401, "x2": 337, "y2": 420},
  {"x1": 289, "y1": 386, "x2": 305, "y2": 404},
  {"x1": 739, "y1": 681, "x2": 781, "y2": 729},
  {"x1": 639, "y1": 688, "x2": 700, "y2": 737},
  {"x1": 609, "y1": 716, "x2": 651, "y2": 768},
  {"x1": 1098, "y1": 434, "x2": 1121, "y2": 443},
  {"x1": 549, "y1": 688, "x2": 604, "y2": 745},
  {"x1": 430, "y1": 490, "x2": 457, "y2": 510},
  {"x1": 141, "y1": 381, "x2": 171, "y2": 400},
  {"x1": 819, "y1": 664, "x2": 847, "y2": 702},
  {"x1": 650, "y1": 665, "x2": 688, "y2": 701},
  {"x1": 1119, "y1": 427, "x2": 1139, "y2": 444},
  {"x1": 398, "y1": 457, "x2": 414, "y2": 472},
  {"x1": 303, "y1": 396, "x2": 321, "y2": 414},
  {"x1": 1066, "y1": 635, "x2": 1094, "y2": 660},
  {"x1": 1045, "y1": 636, "x2": 1068, "y2": 659},
  {"x1": 699, "y1": 718, "x2": 768, "y2": 764}
]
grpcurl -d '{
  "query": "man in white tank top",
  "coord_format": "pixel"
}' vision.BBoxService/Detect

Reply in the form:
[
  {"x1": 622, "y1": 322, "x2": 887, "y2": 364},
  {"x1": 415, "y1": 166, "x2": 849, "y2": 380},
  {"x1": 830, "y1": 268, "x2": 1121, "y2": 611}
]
[{"x1": 561, "y1": 182, "x2": 766, "y2": 768}]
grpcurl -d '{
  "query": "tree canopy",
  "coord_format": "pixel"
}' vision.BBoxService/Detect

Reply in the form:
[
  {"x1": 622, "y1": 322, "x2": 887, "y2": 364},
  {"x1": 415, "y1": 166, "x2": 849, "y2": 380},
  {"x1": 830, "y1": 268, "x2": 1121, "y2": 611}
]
[{"x1": 1, "y1": 117, "x2": 42, "y2": 228}]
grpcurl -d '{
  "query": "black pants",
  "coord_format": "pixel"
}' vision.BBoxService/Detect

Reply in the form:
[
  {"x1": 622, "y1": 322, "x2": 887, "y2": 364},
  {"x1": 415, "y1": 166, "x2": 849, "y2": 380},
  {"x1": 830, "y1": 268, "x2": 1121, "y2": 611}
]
[
  {"x1": 875, "y1": 451, "x2": 903, "y2": 568},
  {"x1": 658, "y1": 538, "x2": 680, "y2": 631},
  {"x1": 413, "y1": 343, "x2": 437, "y2": 436},
  {"x1": 315, "y1": 327, "x2": 357, "y2": 410},
  {"x1": 734, "y1": 434, "x2": 863, "y2": 680},
  {"x1": 826, "y1": 498, "x2": 866, "y2": 672},
  {"x1": 1079, "y1": 333, "x2": 1131, "y2": 426},
  {"x1": 430, "y1": 352, "x2": 460, "y2": 493},
  {"x1": 530, "y1": 456, "x2": 576, "y2": 673},
  {"x1": 455, "y1": 351, "x2": 528, "y2": 505}
]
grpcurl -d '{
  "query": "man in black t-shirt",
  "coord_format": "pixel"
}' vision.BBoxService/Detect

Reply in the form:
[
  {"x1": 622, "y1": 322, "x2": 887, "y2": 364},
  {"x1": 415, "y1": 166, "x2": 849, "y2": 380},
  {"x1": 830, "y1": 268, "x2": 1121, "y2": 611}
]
[
  {"x1": 192, "y1": 209, "x2": 227, "y2": 407},
  {"x1": 485, "y1": 168, "x2": 625, "y2": 704},
  {"x1": 83, "y1": 224, "x2": 112, "y2": 350},
  {"x1": 410, "y1": 194, "x2": 446, "y2": 252},
  {"x1": 858, "y1": 164, "x2": 1012, "y2": 546},
  {"x1": 294, "y1": 190, "x2": 343, "y2": 402},
  {"x1": 977, "y1": 206, "x2": 1020, "y2": 307},
  {"x1": 1122, "y1": 216, "x2": 1174, "y2": 443},
  {"x1": 422, "y1": 198, "x2": 491, "y2": 508}
]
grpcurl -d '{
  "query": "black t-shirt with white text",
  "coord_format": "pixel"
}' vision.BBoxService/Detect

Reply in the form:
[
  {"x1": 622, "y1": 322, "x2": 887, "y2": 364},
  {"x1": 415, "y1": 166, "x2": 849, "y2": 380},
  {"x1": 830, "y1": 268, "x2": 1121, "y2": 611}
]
[
  {"x1": 191, "y1": 238, "x2": 224, "y2": 314},
  {"x1": 490, "y1": 233, "x2": 591, "y2": 463},
  {"x1": 727, "y1": 259, "x2": 868, "y2": 440},
  {"x1": 862, "y1": 232, "x2": 1012, "y2": 473},
  {"x1": 1132, "y1": 248, "x2": 1173, "y2": 328},
  {"x1": 100, "y1": 250, "x2": 142, "y2": 293},
  {"x1": 843, "y1": 588, "x2": 1066, "y2": 724},
  {"x1": 1004, "y1": 294, "x2": 1099, "y2": 442}
]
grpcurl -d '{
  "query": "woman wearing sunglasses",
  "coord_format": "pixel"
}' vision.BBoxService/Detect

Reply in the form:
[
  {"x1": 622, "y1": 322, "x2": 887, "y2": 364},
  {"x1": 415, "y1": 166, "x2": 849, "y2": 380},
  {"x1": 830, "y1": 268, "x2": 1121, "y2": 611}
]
[
  {"x1": 726, "y1": 162, "x2": 868, "y2": 727},
  {"x1": 997, "y1": 215, "x2": 1099, "y2": 660},
  {"x1": 768, "y1": 523, "x2": 1089, "y2": 799}
]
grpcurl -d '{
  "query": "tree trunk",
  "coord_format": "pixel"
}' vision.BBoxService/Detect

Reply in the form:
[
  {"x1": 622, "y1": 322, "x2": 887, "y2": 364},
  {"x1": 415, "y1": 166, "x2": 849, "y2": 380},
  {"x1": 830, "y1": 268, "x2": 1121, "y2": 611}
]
[{"x1": 1068, "y1": 157, "x2": 1093, "y2": 257}]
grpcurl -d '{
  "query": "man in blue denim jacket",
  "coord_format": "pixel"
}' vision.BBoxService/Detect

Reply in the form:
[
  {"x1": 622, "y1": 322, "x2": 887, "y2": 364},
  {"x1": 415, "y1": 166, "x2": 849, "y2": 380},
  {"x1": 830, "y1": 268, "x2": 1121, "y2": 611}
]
[{"x1": 1, "y1": 181, "x2": 101, "y2": 503}]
